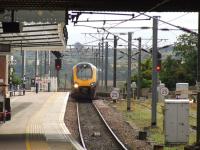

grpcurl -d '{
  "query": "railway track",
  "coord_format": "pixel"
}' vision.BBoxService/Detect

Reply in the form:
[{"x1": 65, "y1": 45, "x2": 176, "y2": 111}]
[{"x1": 76, "y1": 100, "x2": 128, "y2": 150}]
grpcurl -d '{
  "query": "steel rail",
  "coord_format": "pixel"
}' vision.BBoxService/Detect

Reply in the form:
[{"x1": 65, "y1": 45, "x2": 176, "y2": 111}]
[
  {"x1": 92, "y1": 102, "x2": 128, "y2": 150},
  {"x1": 76, "y1": 103, "x2": 87, "y2": 150}
]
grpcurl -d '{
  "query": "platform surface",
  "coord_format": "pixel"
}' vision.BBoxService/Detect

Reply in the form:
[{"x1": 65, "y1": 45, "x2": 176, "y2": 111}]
[{"x1": 0, "y1": 92, "x2": 83, "y2": 150}]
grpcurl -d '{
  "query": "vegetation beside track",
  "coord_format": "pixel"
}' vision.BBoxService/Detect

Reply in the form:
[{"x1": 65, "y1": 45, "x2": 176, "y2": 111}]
[{"x1": 107, "y1": 99, "x2": 196, "y2": 150}]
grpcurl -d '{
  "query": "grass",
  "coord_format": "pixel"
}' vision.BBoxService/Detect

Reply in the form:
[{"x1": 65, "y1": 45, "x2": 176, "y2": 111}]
[
  {"x1": 108, "y1": 99, "x2": 197, "y2": 150},
  {"x1": 189, "y1": 103, "x2": 197, "y2": 127}
]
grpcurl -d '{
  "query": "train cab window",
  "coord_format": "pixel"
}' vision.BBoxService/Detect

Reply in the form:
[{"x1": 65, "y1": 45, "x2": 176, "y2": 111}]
[{"x1": 77, "y1": 64, "x2": 93, "y2": 80}]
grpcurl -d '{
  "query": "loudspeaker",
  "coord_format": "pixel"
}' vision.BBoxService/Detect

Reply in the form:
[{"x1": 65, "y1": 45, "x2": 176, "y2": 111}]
[{"x1": 2, "y1": 22, "x2": 21, "y2": 33}]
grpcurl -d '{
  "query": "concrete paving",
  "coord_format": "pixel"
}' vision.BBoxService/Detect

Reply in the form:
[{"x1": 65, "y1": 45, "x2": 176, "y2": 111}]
[{"x1": 0, "y1": 92, "x2": 83, "y2": 150}]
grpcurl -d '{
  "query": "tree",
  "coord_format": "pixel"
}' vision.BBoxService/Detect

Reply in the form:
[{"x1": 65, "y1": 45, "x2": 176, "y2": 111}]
[
  {"x1": 173, "y1": 33, "x2": 197, "y2": 85},
  {"x1": 160, "y1": 33, "x2": 197, "y2": 90},
  {"x1": 160, "y1": 56, "x2": 181, "y2": 90},
  {"x1": 12, "y1": 73, "x2": 22, "y2": 86},
  {"x1": 132, "y1": 58, "x2": 152, "y2": 88}
]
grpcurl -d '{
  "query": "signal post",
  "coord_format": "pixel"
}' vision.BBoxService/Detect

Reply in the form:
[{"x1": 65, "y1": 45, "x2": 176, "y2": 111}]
[
  {"x1": 151, "y1": 16, "x2": 159, "y2": 127},
  {"x1": 55, "y1": 58, "x2": 62, "y2": 90}
]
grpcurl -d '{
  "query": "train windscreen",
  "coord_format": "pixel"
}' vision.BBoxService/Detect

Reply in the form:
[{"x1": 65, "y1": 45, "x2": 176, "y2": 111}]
[{"x1": 77, "y1": 64, "x2": 93, "y2": 80}]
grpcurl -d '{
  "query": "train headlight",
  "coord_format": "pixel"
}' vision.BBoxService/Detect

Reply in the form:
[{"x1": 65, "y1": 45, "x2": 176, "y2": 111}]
[
  {"x1": 74, "y1": 83, "x2": 79, "y2": 88},
  {"x1": 90, "y1": 82, "x2": 96, "y2": 88}
]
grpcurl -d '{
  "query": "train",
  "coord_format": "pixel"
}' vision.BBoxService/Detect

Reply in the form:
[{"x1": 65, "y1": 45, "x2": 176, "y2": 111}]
[{"x1": 71, "y1": 62, "x2": 98, "y2": 100}]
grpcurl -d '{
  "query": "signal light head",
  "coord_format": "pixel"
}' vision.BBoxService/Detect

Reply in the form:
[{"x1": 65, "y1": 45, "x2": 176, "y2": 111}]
[
  {"x1": 156, "y1": 65, "x2": 161, "y2": 72},
  {"x1": 56, "y1": 64, "x2": 61, "y2": 70},
  {"x1": 55, "y1": 58, "x2": 62, "y2": 71}
]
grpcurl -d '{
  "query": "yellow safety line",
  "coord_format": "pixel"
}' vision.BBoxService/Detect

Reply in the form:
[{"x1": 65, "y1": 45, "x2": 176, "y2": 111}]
[
  {"x1": 25, "y1": 93, "x2": 59, "y2": 150},
  {"x1": 26, "y1": 130, "x2": 31, "y2": 150}
]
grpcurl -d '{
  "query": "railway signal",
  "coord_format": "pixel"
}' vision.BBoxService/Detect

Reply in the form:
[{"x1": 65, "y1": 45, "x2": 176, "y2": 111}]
[
  {"x1": 55, "y1": 58, "x2": 62, "y2": 71},
  {"x1": 156, "y1": 52, "x2": 162, "y2": 72}
]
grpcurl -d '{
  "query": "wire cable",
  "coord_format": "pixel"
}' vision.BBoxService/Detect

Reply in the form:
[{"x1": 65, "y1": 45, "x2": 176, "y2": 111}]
[{"x1": 105, "y1": 0, "x2": 171, "y2": 31}]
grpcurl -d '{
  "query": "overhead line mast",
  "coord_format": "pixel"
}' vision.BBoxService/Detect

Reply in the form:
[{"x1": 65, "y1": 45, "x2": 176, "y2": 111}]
[{"x1": 140, "y1": 13, "x2": 198, "y2": 35}]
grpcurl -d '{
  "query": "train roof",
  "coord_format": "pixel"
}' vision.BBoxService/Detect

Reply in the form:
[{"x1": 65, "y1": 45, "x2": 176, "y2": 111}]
[{"x1": 72, "y1": 62, "x2": 96, "y2": 69}]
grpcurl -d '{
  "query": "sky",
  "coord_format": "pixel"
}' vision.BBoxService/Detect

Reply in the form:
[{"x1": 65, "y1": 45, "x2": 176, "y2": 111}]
[{"x1": 66, "y1": 11, "x2": 198, "y2": 50}]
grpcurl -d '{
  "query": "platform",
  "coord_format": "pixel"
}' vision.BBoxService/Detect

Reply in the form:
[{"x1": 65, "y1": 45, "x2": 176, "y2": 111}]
[{"x1": 0, "y1": 92, "x2": 84, "y2": 150}]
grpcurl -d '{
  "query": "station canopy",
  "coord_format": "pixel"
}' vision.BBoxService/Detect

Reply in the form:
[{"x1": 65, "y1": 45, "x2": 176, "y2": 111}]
[
  {"x1": 0, "y1": 22, "x2": 66, "y2": 52},
  {"x1": 0, "y1": 0, "x2": 199, "y2": 12}
]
